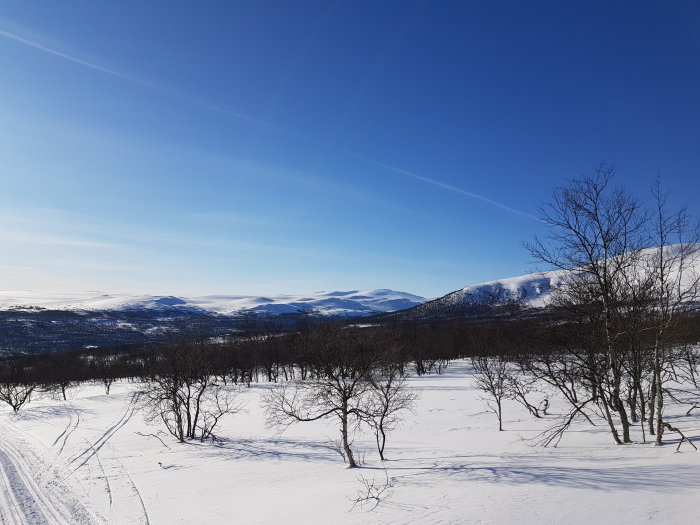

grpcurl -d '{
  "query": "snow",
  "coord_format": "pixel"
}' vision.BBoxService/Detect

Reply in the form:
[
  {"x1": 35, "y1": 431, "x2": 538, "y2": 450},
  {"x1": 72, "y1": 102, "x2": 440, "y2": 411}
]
[
  {"x1": 440, "y1": 244, "x2": 700, "y2": 311},
  {"x1": 1, "y1": 361, "x2": 698, "y2": 524},
  {"x1": 458, "y1": 270, "x2": 567, "y2": 308},
  {"x1": 0, "y1": 289, "x2": 426, "y2": 317}
]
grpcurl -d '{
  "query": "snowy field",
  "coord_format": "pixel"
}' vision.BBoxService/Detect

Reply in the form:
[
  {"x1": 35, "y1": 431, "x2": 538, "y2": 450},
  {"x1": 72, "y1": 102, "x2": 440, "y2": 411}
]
[{"x1": 1, "y1": 360, "x2": 698, "y2": 525}]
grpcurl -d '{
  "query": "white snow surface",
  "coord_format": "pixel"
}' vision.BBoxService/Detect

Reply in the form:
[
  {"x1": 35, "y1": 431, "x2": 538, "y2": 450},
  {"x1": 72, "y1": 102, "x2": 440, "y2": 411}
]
[
  {"x1": 456, "y1": 270, "x2": 567, "y2": 308},
  {"x1": 0, "y1": 289, "x2": 426, "y2": 317},
  {"x1": 1, "y1": 361, "x2": 698, "y2": 525}
]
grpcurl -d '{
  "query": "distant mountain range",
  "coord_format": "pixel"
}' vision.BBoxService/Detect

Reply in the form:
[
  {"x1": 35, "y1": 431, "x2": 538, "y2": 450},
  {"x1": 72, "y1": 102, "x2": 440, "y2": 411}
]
[
  {"x1": 3, "y1": 245, "x2": 698, "y2": 353},
  {"x1": 0, "y1": 289, "x2": 426, "y2": 353},
  {"x1": 0, "y1": 289, "x2": 426, "y2": 317},
  {"x1": 0, "y1": 274, "x2": 561, "y2": 353}
]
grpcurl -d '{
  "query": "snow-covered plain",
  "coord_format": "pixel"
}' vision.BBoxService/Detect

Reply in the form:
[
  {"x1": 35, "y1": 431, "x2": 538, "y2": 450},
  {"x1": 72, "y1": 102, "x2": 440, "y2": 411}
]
[{"x1": 1, "y1": 361, "x2": 698, "y2": 525}]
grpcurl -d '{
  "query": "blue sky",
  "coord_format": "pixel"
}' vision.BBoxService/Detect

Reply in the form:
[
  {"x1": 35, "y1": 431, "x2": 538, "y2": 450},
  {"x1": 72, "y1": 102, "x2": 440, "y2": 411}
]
[{"x1": 1, "y1": 1, "x2": 699, "y2": 298}]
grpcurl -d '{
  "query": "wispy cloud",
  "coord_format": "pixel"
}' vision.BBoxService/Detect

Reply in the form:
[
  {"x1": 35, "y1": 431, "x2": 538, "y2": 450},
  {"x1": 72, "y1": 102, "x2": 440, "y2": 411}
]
[
  {"x1": 0, "y1": 27, "x2": 136, "y2": 81},
  {"x1": 183, "y1": 97, "x2": 276, "y2": 129},
  {"x1": 0, "y1": 20, "x2": 273, "y2": 128},
  {"x1": 0, "y1": 207, "x2": 320, "y2": 258},
  {"x1": 186, "y1": 211, "x2": 282, "y2": 227},
  {"x1": 0, "y1": 231, "x2": 121, "y2": 249},
  {"x1": 355, "y1": 155, "x2": 540, "y2": 221},
  {"x1": 0, "y1": 19, "x2": 537, "y2": 227},
  {"x1": 0, "y1": 208, "x2": 223, "y2": 252}
]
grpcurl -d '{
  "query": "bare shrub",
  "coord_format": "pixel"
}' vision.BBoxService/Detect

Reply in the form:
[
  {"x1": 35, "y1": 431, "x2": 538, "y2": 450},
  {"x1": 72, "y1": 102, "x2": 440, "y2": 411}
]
[
  {"x1": 349, "y1": 468, "x2": 394, "y2": 511},
  {"x1": 0, "y1": 382, "x2": 35, "y2": 412},
  {"x1": 140, "y1": 343, "x2": 243, "y2": 442}
]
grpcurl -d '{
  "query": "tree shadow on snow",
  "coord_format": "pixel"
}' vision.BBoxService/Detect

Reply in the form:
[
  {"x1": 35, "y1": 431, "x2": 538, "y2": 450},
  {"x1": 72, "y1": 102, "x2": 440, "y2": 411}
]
[
  {"x1": 383, "y1": 461, "x2": 700, "y2": 491},
  {"x1": 11, "y1": 404, "x2": 91, "y2": 423},
  {"x1": 200, "y1": 437, "x2": 341, "y2": 463},
  {"x1": 412, "y1": 384, "x2": 474, "y2": 392}
]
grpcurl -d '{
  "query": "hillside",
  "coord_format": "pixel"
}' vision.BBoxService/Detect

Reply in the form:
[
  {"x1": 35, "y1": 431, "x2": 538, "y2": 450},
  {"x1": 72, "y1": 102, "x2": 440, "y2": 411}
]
[{"x1": 381, "y1": 244, "x2": 700, "y2": 321}]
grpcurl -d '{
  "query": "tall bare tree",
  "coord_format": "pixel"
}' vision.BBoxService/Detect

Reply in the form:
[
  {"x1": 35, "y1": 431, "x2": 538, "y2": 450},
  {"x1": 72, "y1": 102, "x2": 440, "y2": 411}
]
[
  {"x1": 526, "y1": 165, "x2": 647, "y2": 443},
  {"x1": 646, "y1": 180, "x2": 700, "y2": 443},
  {"x1": 262, "y1": 326, "x2": 377, "y2": 468},
  {"x1": 525, "y1": 166, "x2": 700, "y2": 446}
]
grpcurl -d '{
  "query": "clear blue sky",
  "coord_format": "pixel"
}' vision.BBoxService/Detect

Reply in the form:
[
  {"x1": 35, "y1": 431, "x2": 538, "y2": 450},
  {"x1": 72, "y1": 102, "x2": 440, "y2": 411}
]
[{"x1": 1, "y1": 1, "x2": 699, "y2": 298}]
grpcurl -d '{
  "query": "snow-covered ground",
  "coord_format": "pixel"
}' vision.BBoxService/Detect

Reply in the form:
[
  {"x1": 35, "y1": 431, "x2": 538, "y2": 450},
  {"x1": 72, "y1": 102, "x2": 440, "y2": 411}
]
[{"x1": 1, "y1": 361, "x2": 698, "y2": 524}]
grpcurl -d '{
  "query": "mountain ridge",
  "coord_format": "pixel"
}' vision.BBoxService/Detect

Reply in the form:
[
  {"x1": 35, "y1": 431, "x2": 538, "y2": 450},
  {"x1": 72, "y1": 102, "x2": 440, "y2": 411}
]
[
  {"x1": 0, "y1": 288, "x2": 426, "y2": 318},
  {"x1": 379, "y1": 244, "x2": 700, "y2": 321}
]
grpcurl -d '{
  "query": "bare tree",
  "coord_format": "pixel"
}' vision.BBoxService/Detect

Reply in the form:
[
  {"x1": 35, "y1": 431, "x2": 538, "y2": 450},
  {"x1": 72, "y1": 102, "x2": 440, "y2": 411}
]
[
  {"x1": 263, "y1": 326, "x2": 377, "y2": 468},
  {"x1": 92, "y1": 355, "x2": 118, "y2": 394},
  {"x1": 645, "y1": 180, "x2": 700, "y2": 444},
  {"x1": 471, "y1": 355, "x2": 509, "y2": 431},
  {"x1": 506, "y1": 361, "x2": 548, "y2": 418},
  {"x1": 525, "y1": 165, "x2": 647, "y2": 444},
  {"x1": 0, "y1": 382, "x2": 35, "y2": 412},
  {"x1": 364, "y1": 364, "x2": 417, "y2": 460},
  {"x1": 140, "y1": 343, "x2": 243, "y2": 442},
  {"x1": 524, "y1": 166, "x2": 700, "y2": 446}
]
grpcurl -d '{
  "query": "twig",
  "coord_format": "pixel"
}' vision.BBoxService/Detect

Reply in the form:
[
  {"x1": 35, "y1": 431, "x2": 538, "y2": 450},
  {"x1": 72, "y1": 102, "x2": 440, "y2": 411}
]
[
  {"x1": 348, "y1": 468, "x2": 393, "y2": 511},
  {"x1": 135, "y1": 431, "x2": 171, "y2": 449},
  {"x1": 661, "y1": 422, "x2": 698, "y2": 452}
]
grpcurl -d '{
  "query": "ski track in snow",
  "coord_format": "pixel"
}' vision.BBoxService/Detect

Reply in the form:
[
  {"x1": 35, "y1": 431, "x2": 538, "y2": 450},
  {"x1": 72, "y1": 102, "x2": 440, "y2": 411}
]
[
  {"x1": 113, "y1": 447, "x2": 151, "y2": 525},
  {"x1": 51, "y1": 411, "x2": 74, "y2": 447},
  {"x1": 87, "y1": 437, "x2": 113, "y2": 510},
  {"x1": 44, "y1": 405, "x2": 81, "y2": 476},
  {"x1": 61, "y1": 393, "x2": 149, "y2": 525},
  {"x1": 0, "y1": 393, "x2": 149, "y2": 525},
  {"x1": 67, "y1": 391, "x2": 141, "y2": 474},
  {"x1": 0, "y1": 433, "x2": 98, "y2": 525},
  {"x1": 55, "y1": 409, "x2": 80, "y2": 456},
  {"x1": 78, "y1": 439, "x2": 150, "y2": 525},
  {"x1": 77, "y1": 436, "x2": 150, "y2": 525}
]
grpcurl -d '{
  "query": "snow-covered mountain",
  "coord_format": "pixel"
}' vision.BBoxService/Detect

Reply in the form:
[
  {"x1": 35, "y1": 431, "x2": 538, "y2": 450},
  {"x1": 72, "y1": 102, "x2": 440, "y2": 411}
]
[
  {"x1": 431, "y1": 271, "x2": 562, "y2": 310},
  {"x1": 387, "y1": 245, "x2": 700, "y2": 321},
  {"x1": 0, "y1": 289, "x2": 427, "y2": 353},
  {"x1": 384, "y1": 271, "x2": 563, "y2": 320},
  {"x1": 0, "y1": 289, "x2": 426, "y2": 318}
]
